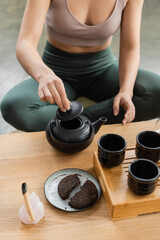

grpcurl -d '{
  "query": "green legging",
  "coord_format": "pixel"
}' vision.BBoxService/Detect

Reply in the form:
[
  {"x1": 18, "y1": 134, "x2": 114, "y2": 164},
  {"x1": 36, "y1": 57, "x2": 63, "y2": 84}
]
[{"x1": 1, "y1": 41, "x2": 160, "y2": 131}]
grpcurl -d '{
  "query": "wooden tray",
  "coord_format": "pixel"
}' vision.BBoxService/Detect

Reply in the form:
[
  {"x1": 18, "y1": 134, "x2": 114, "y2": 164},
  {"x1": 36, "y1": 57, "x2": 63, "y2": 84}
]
[{"x1": 93, "y1": 148, "x2": 160, "y2": 220}]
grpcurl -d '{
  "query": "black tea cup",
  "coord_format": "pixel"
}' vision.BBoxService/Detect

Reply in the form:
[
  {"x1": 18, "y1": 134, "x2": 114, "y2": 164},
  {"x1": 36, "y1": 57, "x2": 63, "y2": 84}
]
[
  {"x1": 98, "y1": 134, "x2": 127, "y2": 168},
  {"x1": 136, "y1": 131, "x2": 160, "y2": 162},
  {"x1": 128, "y1": 159, "x2": 160, "y2": 195}
]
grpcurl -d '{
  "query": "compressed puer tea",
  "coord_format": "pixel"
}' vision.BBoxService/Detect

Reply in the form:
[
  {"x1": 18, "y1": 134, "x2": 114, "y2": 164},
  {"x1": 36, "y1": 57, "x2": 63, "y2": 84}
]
[
  {"x1": 69, "y1": 180, "x2": 98, "y2": 209},
  {"x1": 58, "y1": 174, "x2": 80, "y2": 200}
]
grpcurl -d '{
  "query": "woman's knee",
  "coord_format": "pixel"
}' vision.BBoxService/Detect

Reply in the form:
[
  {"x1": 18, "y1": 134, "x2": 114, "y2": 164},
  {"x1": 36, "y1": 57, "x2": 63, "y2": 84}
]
[
  {"x1": 1, "y1": 95, "x2": 33, "y2": 131},
  {"x1": 1, "y1": 88, "x2": 34, "y2": 130},
  {"x1": 133, "y1": 70, "x2": 160, "y2": 120},
  {"x1": 1, "y1": 93, "x2": 17, "y2": 122},
  {"x1": 0, "y1": 91, "x2": 57, "y2": 131},
  {"x1": 1, "y1": 94, "x2": 35, "y2": 131},
  {"x1": 135, "y1": 69, "x2": 160, "y2": 98}
]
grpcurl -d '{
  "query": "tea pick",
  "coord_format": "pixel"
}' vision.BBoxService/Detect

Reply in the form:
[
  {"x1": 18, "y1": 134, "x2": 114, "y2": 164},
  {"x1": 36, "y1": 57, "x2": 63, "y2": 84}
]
[{"x1": 22, "y1": 182, "x2": 35, "y2": 222}]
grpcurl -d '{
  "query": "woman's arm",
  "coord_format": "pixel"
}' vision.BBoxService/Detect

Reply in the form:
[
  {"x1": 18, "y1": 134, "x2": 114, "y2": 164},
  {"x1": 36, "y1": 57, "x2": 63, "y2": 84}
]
[
  {"x1": 113, "y1": 0, "x2": 144, "y2": 124},
  {"x1": 16, "y1": 0, "x2": 70, "y2": 112}
]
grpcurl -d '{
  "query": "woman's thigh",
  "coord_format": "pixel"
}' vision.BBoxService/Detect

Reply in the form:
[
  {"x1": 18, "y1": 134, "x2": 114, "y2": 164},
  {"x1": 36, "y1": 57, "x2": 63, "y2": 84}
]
[
  {"x1": 1, "y1": 77, "x2": 79, "y2": 131},
  {"x1": 85, "y1": 61, "x2": 160, "y2": 102},
  {"x1": 85, "y1": 60, "x2": 160, "y2": 105},
  {"x1": 84, "y1": 62, "x2": 119, "y2": 101},
  {"x1": 133, "y1": 69, "x2": 160, "y2": 121},
  {"x1": 134, "y1": 69, "x2": 160, "y2": 98},
  {"x1": 83, "y1": 64, "x2": 160, "y2": 122}
]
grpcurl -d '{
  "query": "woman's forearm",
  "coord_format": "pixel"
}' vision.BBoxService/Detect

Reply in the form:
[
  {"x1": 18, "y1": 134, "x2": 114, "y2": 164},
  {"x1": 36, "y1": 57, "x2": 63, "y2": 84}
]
[
  {"x1": 119, "y1": 47, "x2": 140, "y2": 96},
  {"x1": 16, "y1": 40, "x2": 53, "y2": 82},
  {"x1": 16, "y1": 39, "x2": 70, "y2": 111}
]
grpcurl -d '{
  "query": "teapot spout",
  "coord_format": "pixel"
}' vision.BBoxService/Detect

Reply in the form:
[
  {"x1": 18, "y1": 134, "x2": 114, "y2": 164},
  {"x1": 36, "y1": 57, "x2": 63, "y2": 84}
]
[{"x1": 92, "y1": 117, "x2": 107, "y2": 134}]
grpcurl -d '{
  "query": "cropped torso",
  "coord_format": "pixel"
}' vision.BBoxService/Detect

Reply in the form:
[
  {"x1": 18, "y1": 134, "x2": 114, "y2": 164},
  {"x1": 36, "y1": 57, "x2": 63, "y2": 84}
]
[{"x1": 45, "y1": 0, "x2": 127, "y2": 52}]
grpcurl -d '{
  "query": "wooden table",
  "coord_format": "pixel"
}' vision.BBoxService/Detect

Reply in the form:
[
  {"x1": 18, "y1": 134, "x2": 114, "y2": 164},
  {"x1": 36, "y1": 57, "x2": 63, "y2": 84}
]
[{"x1": 0, "y1": 120, "x2": 160, "y2": 240}]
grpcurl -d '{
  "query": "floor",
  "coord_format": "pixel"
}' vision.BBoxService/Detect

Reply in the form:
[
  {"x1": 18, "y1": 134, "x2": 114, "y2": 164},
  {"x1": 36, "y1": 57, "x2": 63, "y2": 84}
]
[{"x1": 0, "y1": 0, "x2": 160, "y2": 134}]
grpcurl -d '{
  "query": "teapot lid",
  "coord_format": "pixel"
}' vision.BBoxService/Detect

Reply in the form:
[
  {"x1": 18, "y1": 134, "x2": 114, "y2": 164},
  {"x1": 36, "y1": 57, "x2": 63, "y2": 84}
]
[{"x1": 56, "y1": 100, "x2": 84, "y2": 121}]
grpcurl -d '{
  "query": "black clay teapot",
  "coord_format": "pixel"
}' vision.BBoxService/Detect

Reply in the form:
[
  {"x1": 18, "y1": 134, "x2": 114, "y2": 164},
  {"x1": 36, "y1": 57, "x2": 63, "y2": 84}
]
[{"x1": 46, "y1": 101, "x2": 107, "y2": 153}]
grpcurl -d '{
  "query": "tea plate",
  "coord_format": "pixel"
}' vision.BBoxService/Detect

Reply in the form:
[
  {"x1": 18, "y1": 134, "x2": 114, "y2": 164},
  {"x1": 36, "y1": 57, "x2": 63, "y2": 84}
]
[{"x1": 44, "y1": 168, "x2": 101, "y2": 212}]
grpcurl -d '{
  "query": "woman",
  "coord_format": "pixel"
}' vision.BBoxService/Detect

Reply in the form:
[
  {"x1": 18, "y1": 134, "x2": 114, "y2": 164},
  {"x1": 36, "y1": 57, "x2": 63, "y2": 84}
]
[{"x1": 1, "y1": 0, "x2": 160, "y2": 131}]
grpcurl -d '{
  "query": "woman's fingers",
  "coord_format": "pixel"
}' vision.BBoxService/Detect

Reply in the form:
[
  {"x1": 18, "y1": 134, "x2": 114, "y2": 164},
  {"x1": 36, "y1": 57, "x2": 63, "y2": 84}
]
[
  {"x1": 123, "y1": 103, "x2": 135, "y2": 124},
  {"x1": 38, "y1": 89, "x2": 47, "y2": 103},
  {"x1": 55, "y1": 80, "x2": 71, "y2": 110},
  {"x1": 38, "y1": 74, "x2": 71, "y2": 111},
  {"x1": 113, "y1": 96, "x2": 120, "y2": 116},
  {"x1": 48, "y1": 82, "x2": 67, "y2": 112},
  {"x1": 113, "y1": 93, "x2": 135, "y2": 124},
  {"x1": 43, "y1": 87, "x2": 55, "y2": 104}
]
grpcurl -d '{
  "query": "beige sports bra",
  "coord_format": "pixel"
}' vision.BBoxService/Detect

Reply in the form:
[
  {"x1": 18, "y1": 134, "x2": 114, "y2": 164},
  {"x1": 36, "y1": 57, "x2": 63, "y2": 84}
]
[{"x1": 45, "y1": 0, "x2": 126, "y2": 47}]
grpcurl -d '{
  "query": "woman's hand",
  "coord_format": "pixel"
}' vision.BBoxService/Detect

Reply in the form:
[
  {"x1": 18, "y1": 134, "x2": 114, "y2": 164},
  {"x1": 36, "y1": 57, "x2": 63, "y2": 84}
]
[
  {"x1": 113, "y1": 91, "x2": 135, "y2": 124},
  {"x1": 38, "y1": 72, "x2": 71, "y2": 112}
]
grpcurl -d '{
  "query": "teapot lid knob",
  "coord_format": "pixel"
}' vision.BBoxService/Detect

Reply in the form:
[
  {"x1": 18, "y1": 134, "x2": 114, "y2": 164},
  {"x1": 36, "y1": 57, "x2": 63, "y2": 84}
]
[{"x1": 56, "y1": 100, "x2": 84, "y2": 121}]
